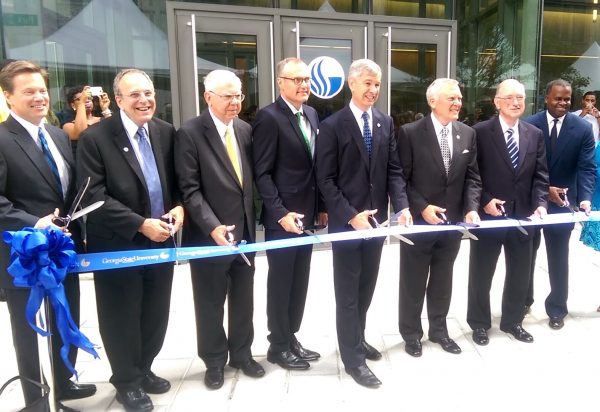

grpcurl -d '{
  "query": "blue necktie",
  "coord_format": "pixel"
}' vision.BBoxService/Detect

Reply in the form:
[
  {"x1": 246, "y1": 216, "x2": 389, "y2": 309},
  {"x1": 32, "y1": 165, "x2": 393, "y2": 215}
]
[
  {"x1": 506, "y1": 128, "x2": 519, "y2": 169},
  {"x1": 136, "y1": 127, "x2": 164, "y2": 218},
  {"x1": 361, "y1": 111, "x2": 372, "y2": 157},
  {"x1": 38, "y1": 127, "x2": 63, "y2": 196}
]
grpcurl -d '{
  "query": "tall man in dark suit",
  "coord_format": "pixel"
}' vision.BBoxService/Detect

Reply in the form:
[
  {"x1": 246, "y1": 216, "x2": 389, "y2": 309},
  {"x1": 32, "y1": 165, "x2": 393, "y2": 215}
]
[
  {"x1": 467, "y1": 79, "x2": 548, "y2": 346},
  {"x1": 175, "y1": 69, "x2": 264, "y2": 391},
  {"x1": 397, "y1": 78, "x2": 481, "y2": 358},
  {"x1": 78, "y1": 68, "x2": 183, "y2": 412},
  {"x1": 0, "y1": 60, "x2": 96, "y2": 409},
  {"x1": 316, "y1": 59, "x2": 411, "y2": 388},
  {"x1": 253, "y1": 57, "x2": 325, "y2": 370},
  {"x1": 523, "y1": 79, "x2": 596, "y2": 329}
]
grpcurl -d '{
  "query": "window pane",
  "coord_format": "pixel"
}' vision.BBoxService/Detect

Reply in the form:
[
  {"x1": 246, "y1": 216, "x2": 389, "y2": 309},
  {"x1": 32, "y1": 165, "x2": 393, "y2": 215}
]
[
  {"x1": 279, "y1": 0, "x2": 366, "y2": 13},
  {"x1": 373, "y1": 0, "x2": 449, "y2": 18}
]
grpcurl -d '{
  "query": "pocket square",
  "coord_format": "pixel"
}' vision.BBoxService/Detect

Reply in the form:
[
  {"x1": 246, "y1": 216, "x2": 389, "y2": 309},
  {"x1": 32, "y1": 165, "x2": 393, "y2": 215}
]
[{"x1": 462, "y1": 149, "x2": 470, "y2": 154}]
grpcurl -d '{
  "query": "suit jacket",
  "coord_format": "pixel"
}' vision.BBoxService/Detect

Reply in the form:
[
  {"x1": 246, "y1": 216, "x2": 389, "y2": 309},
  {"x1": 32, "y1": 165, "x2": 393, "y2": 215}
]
[
  {"x1": 0, "y1": 115, "x2": 82, "y2": 289},
  {"x1": 397, "y1": 115, "x2": 481, "y2": 223},
  {"x1": 474, "y1": 117, "x2": 548, "y2": 219},
  {"x1": 175, "y1": 110, "x2": 255, "y2": 248},
  {"x1": 76, "y1": 111, "x2": 179, "y2": 252},
  {"x1": 524, "y1": 111, "x2": 596, "y2": 212},
  {"x1": 253, "y1": 96, "x2": 322, "y2": 229},
  {"x1": 315, "y1": 105, "x2": 409, "y2": 231}
]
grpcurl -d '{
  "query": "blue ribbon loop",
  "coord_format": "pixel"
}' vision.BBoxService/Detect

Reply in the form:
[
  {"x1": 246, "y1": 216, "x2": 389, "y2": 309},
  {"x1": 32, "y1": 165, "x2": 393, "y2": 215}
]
[{"x1": 3, "y1": 227, "x2": 99, "y2": 378}]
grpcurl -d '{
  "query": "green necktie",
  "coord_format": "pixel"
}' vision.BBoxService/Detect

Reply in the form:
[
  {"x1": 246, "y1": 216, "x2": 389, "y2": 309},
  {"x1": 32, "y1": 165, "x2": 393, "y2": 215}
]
[{"x1": 295, "y1": 112, "x2": 311, "y2": 151}]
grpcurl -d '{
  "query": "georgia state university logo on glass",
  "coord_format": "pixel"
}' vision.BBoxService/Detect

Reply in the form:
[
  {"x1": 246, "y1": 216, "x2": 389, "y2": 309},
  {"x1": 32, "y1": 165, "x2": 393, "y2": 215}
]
[{"x1": 308, "y1": 56, "x2": 345, "y2": 99}]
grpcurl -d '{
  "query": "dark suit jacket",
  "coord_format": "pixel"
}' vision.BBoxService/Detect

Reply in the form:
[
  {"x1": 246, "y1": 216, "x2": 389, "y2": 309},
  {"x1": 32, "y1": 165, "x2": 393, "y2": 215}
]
[
  {"x1": 175, "y1": 110, "x2": 255, "y2": 248},
  {"x1": 316, "y1": 105, "x2": 409, "y2": 231},
  {"x1": 397, "y1": 115, "x2": 481, "y2": 223},
  {"x1": 253, "y1": 96, "x2": 322, "y2": 229},
  {"x1": 0, "y1": 115, "x2": 81, "y2": 289},
  {"x1": 474, "y1": 117, "x2": 548, "y2": 218},
  {"x1": 524, "y1": 111, "x2": 596, "y2": 212},
  {"x1": 76, "y1": 111, "x2": 179, "y2": 252}
]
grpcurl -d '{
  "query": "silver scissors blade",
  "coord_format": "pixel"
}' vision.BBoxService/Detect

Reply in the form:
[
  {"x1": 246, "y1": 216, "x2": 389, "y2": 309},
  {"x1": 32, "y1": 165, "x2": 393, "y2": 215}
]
[
  {"x1": 457, "y1": 226, "x2": 479, "y2": 240},
  {"x1": 68, "y1": 176, "x2": 91, "y2": 219},
  {"x1": 227, "y1": 231, "x2": 251, "y2": 266},
  {"x1": 392, "y1": 233, "x2": 415, "y2": 246},
  {"x1": 70, "y1": 201, "x2": 104, "y2": 221}
]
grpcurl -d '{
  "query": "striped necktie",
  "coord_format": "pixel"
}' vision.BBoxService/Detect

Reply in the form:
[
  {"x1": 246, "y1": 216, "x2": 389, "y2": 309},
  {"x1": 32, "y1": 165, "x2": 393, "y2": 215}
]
[
  {"x1": 506, "y1": 128, "x2": 518, "y2": 169},
  {"x1": 38, "y1": 127, "x2": 63, "y2": 196}
]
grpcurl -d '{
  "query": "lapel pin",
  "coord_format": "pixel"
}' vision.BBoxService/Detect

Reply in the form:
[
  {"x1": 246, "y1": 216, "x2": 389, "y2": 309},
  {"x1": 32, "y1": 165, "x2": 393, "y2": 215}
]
[
  {"x1": 123, "y1": 147, "x2": 129, "y2": 152},
  {"x1": 456, "y1": 135, "x2": 460, "y2": 140},
  {"x1": 377, "y1": 123, "x2": 381, "y2": 128}
]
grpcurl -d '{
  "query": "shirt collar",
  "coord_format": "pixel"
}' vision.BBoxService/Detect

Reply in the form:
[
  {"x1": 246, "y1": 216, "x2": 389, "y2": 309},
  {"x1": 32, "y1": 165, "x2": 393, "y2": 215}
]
[
  {"x1": 498, "y1": 116, "x2": 519, "y2": 135},
  {"x1": 120, "y1": 109, "x2": 148, "y2": 140},
  {"x1": 281, "y1": 96, "x2": 303, "y2": 116},
  {"x1": 546, "y1": 110, "x2": 565, "y2": 124},
  {"x1": 208, "y1": 108, "x2": 233, "y2": 138},
  {"x1": 430, "y1": 113, "x2": 452, "y2": 137},
  {"x1": 349, "y1": 100, "x2": 372, "y2": 123},
  {"x1": 10, "y1": 110, "x2": 45, "y2": 139}
]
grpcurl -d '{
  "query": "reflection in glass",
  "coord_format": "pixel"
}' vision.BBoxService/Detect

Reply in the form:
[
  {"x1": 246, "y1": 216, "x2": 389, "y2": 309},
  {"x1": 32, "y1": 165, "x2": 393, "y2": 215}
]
[
  {"x1": 196, "y1": 32, "x2": 258, "y2": 123},
  {"x1": 279, "y1": 0, "x2": 366, "y2": 13},
  {"x1": 373, "y1": 0, "x2": 448, "y2": 18},
  {"x1": 389, "y1": 42, "x2": 436, "y2": 128},
  {"x1": 299, "y1": 38, "x2": 352, "y2": 121}
]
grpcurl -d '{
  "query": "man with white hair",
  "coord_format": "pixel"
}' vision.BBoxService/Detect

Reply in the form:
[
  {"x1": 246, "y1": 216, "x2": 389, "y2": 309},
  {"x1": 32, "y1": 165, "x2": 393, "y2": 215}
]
[
  {"x1": 175, "y1": 70, "x2": 264, "y2": 391},
  {"x1": 467, "y1": 79, "x2": 548, "y2": 346}
]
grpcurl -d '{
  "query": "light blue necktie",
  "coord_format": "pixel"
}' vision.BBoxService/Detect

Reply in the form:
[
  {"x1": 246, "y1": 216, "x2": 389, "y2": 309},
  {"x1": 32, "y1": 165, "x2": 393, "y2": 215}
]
[
  {"x1": 136, "y1": 127, "x2": 164, "y2": 218},
  {"x1": 506, "y1": 128, "x2": 519, "y2": 169},
  {"x1": 38, "y1": 127, "x2": 63, "y2": 196},
  {"x1": 361, "y1": 111, "x2": 372, "y2": 157}
]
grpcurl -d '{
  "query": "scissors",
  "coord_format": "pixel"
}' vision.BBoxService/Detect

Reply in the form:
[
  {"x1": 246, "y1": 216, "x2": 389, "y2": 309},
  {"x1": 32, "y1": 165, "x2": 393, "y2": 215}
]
[
  {"x1": 369, "y1": 213, "x2": 414, "y2": 245},
  {"x1": 294, "y1": 217, "x2": 326, "y2": 235},
  {"x1": 435, "y1": 212, "x2": 479, "y2": 240},
  {"x1": 496, "y1": 203, "x2": 528, "y2": 235},
  {"x1": 226, "y1": 230, "x2": 252, "y2": 266},
  {"x1": 52, "y1": 176, "x2": 104, "y2": 227}
]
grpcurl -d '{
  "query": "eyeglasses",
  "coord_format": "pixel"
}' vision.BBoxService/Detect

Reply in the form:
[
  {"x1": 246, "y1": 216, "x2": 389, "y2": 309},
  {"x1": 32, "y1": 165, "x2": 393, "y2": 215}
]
[
  {"x1": 280, "y1": 76, "x2": 311, "y2": 86},
  {"x1": 209, "y1": 91, "x2": 245, "y2": 102},
  {"x1": 497, "y1": 95, "x2": 525, "y2": 102},
  {"x1": 120, "y1": 90, "x2": 155, "y2": 100}
]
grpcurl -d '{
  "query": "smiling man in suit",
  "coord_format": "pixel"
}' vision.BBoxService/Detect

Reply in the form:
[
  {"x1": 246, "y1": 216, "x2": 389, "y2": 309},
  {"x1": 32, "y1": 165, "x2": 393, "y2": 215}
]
[
  {"x1": 175, "y1": 70, "x2": 264, "y2": 390},
  {"x1": 316, "y1": 59, "x2": 411, "y2": 388},
  {"x1": 467, "y1": 79, "x2": 548, "y2": 346},
  {"x1": 523, "y1": 79, "x2": 596, "y2": 330},
  {"x1": 77, "y1": 68, "x2": 184, "y2": 412},
  {"x1": 397, "y1": 78, "x2": 481, "y2": 358},
  {"x1": 253, "y1": 57, "x2": 326, "y2": 370},
  {"x1": 0, "y1": 60, "x2": 96, "y2": 410}
]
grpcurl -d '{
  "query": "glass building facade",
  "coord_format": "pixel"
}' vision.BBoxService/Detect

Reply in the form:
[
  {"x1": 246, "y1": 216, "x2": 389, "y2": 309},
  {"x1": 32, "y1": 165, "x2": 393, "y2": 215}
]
[{"x1": 1, "y1": 0, "x2": 598, "y2": 124}]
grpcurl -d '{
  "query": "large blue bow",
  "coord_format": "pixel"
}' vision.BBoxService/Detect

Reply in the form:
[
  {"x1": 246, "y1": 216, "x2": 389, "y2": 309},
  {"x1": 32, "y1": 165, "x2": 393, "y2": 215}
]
[{"x1": 3, "y1": 227, "x2": 99, "y2": 378}]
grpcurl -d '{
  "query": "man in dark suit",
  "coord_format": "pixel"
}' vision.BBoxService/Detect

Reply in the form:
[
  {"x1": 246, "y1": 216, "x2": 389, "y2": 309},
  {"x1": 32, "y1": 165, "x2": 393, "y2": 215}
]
[
  {"x1": 523, "y1": 79, "x2": 596, "y2": 329},
  {"x1": 0, "y1": 60, "x2": 96, "y2": 410},
  {"x1": 467, "y1": 79, "x2": 548, "y2": 346},
  {"x1": 77, "y1": 68, "x2": 183, "y2": 411},
  {"x1": 253, "y1": 57, "x2": 325, "y2": 370},
  {"x1": 316, "y1": 59, "x2": 411, "y2": 388},
  {"x1": 175, "y1": 69, "x2": 264, "y2": 390},
  {"x1": 397, "y1": 78, "x2": 481, "y2": 358}
]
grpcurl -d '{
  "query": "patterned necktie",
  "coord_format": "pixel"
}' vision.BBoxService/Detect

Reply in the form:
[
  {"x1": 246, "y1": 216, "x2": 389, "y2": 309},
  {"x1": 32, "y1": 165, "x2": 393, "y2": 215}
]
[
  {"x1": 225, "y1": 126, "x2": 242, "y2": 185},
  {"x1": 362, "y1": 111, "x2": 372, "y2": 157},
  {"x1": 295, "y1": 112, "x2": 312, "y2": 154},
  {"x1": 440, "y1": 126, "x2": 451, "y2": 174},
  {"x1": 136, "y1": 127, "x2": 164, "y2": 218},
  {"x1": 506, "y1": 128, "x2": 519, "y2": 169},
  {"x1": 550, "y1": 118, "x2": 559, "y2": 156},
  {"x1": 38, "y1": 127, "x2": 63, "y2": 196}
]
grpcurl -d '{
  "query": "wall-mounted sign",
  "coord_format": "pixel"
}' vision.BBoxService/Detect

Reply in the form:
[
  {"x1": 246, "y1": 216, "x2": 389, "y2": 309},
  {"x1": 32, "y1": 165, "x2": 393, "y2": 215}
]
[{"x1": 308, "y1": 56, "x2": 344, "y2": 99}]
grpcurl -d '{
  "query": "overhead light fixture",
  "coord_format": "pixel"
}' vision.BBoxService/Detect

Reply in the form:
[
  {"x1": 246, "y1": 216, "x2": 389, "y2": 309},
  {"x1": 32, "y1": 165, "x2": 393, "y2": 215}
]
[{"x1": 595, "y1": 0, "x2": 598, "y2": 23}]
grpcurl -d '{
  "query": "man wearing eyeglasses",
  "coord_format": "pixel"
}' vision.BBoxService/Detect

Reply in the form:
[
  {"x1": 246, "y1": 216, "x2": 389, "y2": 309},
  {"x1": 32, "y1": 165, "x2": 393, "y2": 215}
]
[
  {"x1": 77, "y1": 68, "x2": 184, "y2": 411},
  {"x1": 175, "y1": 69, "x2": 264, "y2": 390},
  {"x1": 467, "y1": 79, "x2": 548, "y2": 346},
  {"x1": 253, "y1": 57, "x2": 326, "y2": 371}
]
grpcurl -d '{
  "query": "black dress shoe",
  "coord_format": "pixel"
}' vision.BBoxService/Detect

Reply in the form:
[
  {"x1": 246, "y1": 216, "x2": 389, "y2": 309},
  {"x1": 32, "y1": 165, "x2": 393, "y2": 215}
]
[
  {"x1": 549, "y1": 317, "x2": 564, "y2": 330},
  {"x1": 500, "y1": 324, "x2": 534, "y2": 342},
  {"x1": 404, "y1": 339, "x2": 422, "y2": 357},
  {"x1": 361, "y1": 340, "x2": 382, "y2": 361},
  {"x1": 430, "y1": 337, "x2": 462, "y2": 354},
  {"x1": 229, "y1": 358, "x2": 265, "y2": 378},
  {"x1": 115, "y1": 388, "x2": 154, "y2": 411},
  {"x1": 57, "y1": 381, "x2": 97, "y2": 400},
  {"x1": 345, "y1": 364, "x2": 381, "y2": 388},
  {"x1": 141, "y1": 371, "x2": 171, "y2": 394},
  {"x1": 290, "y1": 336, "x2": 321, "y2": 361},
  {"x1": 56, "y1": 402, "x2": 80, "y2": 412},
  {"x1": 472, "y1": 328, "x2": 489, "y2": 346},
  {"x1": 523, "y1": 305, "x2": 532, "y2": 316},
  {"x1": 204, "y1": 367, "x2": 224, "y2": 390},
  {"x1": 267, "y1": 349, "x2": 310, "y2": 370}
]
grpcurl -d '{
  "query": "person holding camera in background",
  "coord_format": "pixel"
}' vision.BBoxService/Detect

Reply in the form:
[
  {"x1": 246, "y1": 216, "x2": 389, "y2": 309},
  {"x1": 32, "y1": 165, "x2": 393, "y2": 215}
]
[{"x1": 573, "y1": 91, "x2": 599, "y2": 143}]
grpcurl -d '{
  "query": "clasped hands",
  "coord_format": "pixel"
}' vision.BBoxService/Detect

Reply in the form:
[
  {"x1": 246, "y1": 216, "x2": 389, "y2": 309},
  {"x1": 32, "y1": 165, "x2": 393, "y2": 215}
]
[{"x1": 138, "y1": 206, "x2": 184, "y2": 242}]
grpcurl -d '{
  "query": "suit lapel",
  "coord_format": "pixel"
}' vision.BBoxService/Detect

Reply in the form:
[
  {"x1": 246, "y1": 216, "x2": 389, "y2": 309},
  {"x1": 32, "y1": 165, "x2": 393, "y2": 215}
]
[
  {"x1": 489, "y1": 118, "x2": 515, "y2": 171},
  {"x1": 233, "y1": 118, "x2": 252, "y2": 193},
  {"x1": 203, "y1": 113, "x2": 242, "y2": 189},
  {"x1": 147, "y1": 120, "x2": 169, "y2": 200},
  {"x1": 370, "y1": 110, "x2": 383, "y2": 171},
  {"x1": 111, "y1": 118, "x2": 147, "y2": 192},
  {"x1": 550, "y1": 113, "x2": 572, "y2": 168},
  {"x1": 277, "y1": 98, "x2": 312, "y2": 162},
  {"x1": 516, "y1": 121, "x2": 532, "y2": 173},
  {"x1": 342, "y1": 107, "x2": 370, "y2": 172}
]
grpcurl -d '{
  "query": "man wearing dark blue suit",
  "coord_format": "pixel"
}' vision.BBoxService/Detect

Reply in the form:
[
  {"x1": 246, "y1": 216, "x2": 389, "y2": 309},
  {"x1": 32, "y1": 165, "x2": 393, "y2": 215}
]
[
  {"x1": 524, "y1": 79, "x2": 596, "y2": 329},
  {"x1": 253, "y1": 58, "x2": 325, "y2": 370}
]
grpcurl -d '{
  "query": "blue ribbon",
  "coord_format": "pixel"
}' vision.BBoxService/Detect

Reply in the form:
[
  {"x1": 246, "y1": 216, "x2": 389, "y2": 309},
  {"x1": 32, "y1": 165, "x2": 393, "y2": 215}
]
[{"x1": 3, "y1": 227, "x2": 99, "y2": 378}]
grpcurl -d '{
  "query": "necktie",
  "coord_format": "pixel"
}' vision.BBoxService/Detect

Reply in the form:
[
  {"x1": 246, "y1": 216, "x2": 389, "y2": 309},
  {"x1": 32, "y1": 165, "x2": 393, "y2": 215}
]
[
  {"x1": 362, "y1": 112, "x2": 372, "y2": 157},
  {"x1": 295, "y1": 112, "x2": 311, "y2": 154},
  {"x1": 440, "y1": 126, "x2": 451, "y2": 174},
  {"x1": 225, "y1": 127, "x2": 242, "y2": 185},
  {"x1": 506, "y1": 128, "x2": 519, "y2": 169},
  {"x1": 550, "y1": 118, "x2": 558, "y2": 156},
  {"x1": 38, "y1": 127, "x2": 63, "y2": 196},
  {"x1": 136, "y1": 127, "x2": 164, "y2": 218}
]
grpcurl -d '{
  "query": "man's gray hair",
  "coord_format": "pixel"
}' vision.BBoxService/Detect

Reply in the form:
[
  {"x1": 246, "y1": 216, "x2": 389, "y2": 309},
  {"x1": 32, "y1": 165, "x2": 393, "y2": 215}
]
[
  {"x1": 113, "y1": 68, "x2": 153, "y2": 96},
  {"x1": 348, "y1": 59, "x2": 381, "y2": 80},
  {"x1": 426, "y1": 78, "x2": 459, "y2": 102},
  {"x1": 277, "y1": 57, "x2": 305, "y2": 78},
  {"x1": 204, "y1": 70, "x2": 241, "y2": 92},
  {"x1": 495, "y1": 78, "x2": 525, "y2": 98}
]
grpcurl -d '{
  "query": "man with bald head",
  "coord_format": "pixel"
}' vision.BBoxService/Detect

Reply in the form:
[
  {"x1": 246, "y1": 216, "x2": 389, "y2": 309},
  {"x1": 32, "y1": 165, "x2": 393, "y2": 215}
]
[{"x1": 467, "y1": 79, "x2": 548, "y2": 346}]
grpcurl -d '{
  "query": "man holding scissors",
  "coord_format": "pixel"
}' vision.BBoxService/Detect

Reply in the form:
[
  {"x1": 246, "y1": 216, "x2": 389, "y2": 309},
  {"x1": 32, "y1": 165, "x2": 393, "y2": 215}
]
[
  {"x1": 175, "y1": 69, "x2": 263, "y2": 390},
  {"x1": 77, "y1": 68, "x2": 183, "y2": 411}
]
